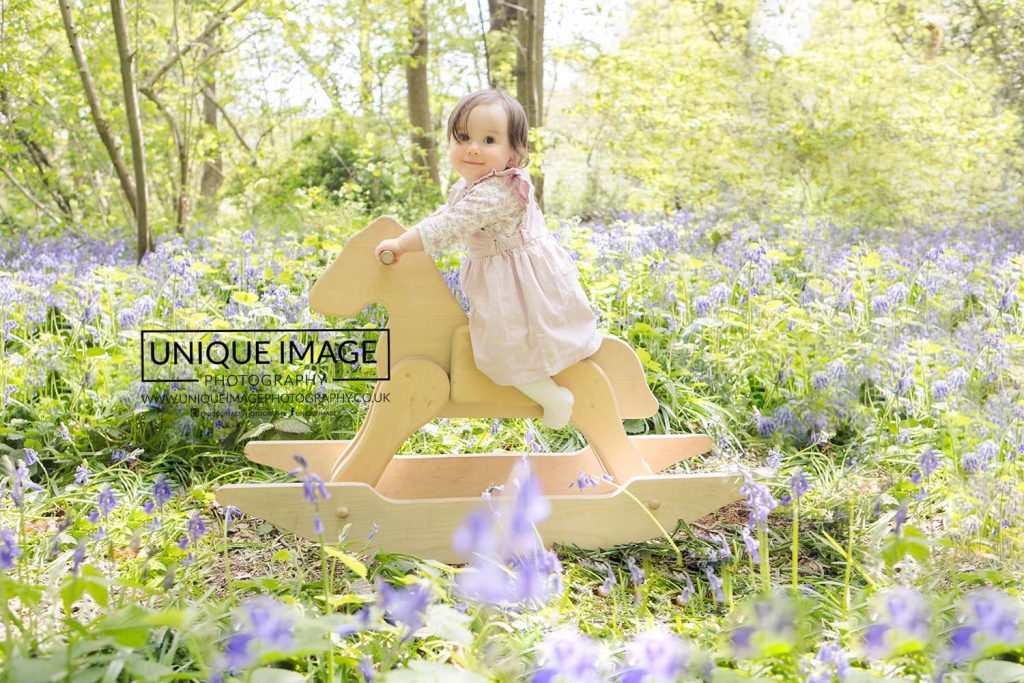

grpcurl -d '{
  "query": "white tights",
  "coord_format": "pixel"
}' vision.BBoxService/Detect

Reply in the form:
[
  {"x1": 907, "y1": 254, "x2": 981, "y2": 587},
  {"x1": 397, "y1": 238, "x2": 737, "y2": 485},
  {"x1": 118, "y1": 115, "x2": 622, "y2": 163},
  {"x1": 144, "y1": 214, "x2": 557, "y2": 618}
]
[{"x1": 513, "y1": 376, "x2": 575, "y2": 429}]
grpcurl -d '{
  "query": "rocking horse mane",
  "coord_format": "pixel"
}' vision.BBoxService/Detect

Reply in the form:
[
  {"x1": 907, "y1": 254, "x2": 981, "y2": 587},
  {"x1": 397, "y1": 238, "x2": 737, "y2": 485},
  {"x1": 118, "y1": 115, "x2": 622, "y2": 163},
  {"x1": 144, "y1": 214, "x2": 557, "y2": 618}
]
[{"x1": 308, "y1": 216, "x2": 467, "y2": 324}]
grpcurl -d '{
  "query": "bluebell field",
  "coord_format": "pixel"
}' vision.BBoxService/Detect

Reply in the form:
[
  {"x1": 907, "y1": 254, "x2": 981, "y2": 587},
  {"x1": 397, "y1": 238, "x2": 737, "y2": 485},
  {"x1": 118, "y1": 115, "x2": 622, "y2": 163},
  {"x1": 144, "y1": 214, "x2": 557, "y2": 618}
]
[{"x1": 0, "y1": 208, "x2": 1023, "y2": 681}]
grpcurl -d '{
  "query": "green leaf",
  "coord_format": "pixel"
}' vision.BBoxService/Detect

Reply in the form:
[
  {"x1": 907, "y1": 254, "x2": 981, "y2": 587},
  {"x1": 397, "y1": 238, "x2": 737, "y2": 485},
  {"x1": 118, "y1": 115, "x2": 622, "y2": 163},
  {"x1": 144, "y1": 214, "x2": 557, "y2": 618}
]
[
  {"x1": 8, "y1": 654, "x2": 66, "y2": 682},
  {"x1": 96, "y1": 605, "x2": 153, "y2": 648},
  {"x1": 273, "y1": 417, "x2": 310, "y2": 433},
  {"x1": 123, "y1": 655, "x2": 175, "y2": 683},
  {"x1": 239, "y1": 423, "x2": 276, "y2": 441},
  {"x1": 415, "y1": 604, "x2": 473, "y2": 647},
  {"x1": 324, "y1": 546, "x2": 367, "y2": 578},
  {"x1": 975, "y1": 660, "x2": 1024, "y2": 683},
  {"x1": 249, "y1": 669, "x2": 306, "y2": 683},
  {"x1": 380, "y1": 659, "x2": 488, "y2": 682}
]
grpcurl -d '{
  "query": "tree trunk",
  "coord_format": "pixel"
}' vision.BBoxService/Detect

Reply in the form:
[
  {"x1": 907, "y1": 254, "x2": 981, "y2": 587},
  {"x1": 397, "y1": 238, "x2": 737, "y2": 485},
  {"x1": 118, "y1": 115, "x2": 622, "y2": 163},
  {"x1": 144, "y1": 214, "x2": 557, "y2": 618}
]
[
  {"x1": 486, "y1": 0, "x2": 519, "y2": 90},
  {"x1": 110, "y1": 0, "x2": 150, "y2": 261},
  {"x1": 515, "y1": 0, "x2": 544, "y2": 208},
  {"x1": 199, "y1": 26, "x2": 223, "y2": 215},
  {"x1": 406, "y1": 0, "x2": 439, "y2": 187},
  {"x1": 58, "y1": 0, "x2": 137, "y2": 221}
]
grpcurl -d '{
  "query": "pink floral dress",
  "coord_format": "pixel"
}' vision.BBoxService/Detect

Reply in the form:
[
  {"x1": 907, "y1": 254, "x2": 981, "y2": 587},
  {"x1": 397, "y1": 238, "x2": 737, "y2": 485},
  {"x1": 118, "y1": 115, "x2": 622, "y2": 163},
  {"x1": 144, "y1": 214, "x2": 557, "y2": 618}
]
[{"x1": 414, "y1": 167, "x2": 603, "y2": 386}]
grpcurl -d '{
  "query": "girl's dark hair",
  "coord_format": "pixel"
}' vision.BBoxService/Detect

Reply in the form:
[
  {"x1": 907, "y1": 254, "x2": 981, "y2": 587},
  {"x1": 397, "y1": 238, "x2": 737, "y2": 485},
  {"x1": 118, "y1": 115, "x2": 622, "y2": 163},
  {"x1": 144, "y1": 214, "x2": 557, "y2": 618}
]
[{"x1": 446, "y1": 89, "x2": 530, "y2": 168}]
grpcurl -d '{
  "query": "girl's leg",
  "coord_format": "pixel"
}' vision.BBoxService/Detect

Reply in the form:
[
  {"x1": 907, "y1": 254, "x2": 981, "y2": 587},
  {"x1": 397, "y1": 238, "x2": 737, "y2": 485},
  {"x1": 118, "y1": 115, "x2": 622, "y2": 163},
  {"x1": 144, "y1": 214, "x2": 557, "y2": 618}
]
[{"x1": 513, "y1": 376, "x2": 575, "y2": 429}]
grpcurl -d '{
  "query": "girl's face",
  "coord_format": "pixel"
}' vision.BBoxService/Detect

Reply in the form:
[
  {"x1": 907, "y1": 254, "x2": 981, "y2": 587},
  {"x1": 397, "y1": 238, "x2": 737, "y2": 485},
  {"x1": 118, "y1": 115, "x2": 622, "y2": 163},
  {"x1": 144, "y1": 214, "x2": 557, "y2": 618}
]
[{"x1": 449, "y1": 102, "x2": 516, "y2": 184}]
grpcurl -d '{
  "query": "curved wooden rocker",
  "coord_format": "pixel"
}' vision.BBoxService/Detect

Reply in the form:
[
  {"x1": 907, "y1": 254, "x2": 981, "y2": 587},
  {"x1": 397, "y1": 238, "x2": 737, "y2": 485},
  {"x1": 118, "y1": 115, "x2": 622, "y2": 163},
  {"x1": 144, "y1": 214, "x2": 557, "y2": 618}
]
[{"x1": 215, "y1": 217, "x2": 741, "y2": 562}]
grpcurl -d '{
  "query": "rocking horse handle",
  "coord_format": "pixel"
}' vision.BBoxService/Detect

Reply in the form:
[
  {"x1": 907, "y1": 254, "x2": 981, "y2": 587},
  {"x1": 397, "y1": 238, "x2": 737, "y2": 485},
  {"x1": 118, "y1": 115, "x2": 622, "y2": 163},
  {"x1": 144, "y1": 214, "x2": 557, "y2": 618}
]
[{"x1": 379, "y1": 250, "x2": 396, "y2": 265}]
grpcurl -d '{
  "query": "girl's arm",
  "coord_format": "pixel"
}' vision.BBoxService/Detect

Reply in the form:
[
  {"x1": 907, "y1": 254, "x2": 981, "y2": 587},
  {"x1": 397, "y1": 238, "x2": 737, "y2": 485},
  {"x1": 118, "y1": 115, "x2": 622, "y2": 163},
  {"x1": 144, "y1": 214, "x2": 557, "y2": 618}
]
[{"x1": 374, "y1": 178, "x2": 515, "y2": 263}]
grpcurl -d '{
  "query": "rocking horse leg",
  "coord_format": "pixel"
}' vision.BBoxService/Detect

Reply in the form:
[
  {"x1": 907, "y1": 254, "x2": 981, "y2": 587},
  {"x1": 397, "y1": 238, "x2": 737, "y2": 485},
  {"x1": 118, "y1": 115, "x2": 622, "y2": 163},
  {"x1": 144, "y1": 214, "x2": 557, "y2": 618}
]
[
  {"x1": 329, "y1": 357, "x2": 449, "y2": 484},
  {"x1": 554, "y1": 359, "x2": 653, "y2": 483}
]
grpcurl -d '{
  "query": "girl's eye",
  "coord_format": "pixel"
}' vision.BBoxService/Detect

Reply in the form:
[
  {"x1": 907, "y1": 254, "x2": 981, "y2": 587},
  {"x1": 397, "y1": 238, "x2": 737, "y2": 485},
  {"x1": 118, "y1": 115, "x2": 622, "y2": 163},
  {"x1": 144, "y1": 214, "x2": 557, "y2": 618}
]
[
  {"x1": 484, "y1": 136, "x2": 495, "y2": 144},
  {"x1": 457, "y1": 133, "x2": 469, "y2": 142}
]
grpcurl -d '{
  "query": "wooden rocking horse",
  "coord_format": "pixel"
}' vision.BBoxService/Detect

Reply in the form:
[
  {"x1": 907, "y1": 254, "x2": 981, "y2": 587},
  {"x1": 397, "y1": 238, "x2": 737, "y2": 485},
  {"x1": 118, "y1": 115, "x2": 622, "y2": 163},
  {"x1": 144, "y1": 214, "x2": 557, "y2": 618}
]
[{"x1": 215, "y1": 217, "x2": 741, "y2": 562}]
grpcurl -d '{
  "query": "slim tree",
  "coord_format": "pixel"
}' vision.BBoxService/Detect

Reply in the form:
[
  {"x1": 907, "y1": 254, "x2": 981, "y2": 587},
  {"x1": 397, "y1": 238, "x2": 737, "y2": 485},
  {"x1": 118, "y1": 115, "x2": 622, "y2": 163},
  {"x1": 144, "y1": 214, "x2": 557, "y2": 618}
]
[{"x1": 406, "y1": 0, "x2": 440, "y2": 186}]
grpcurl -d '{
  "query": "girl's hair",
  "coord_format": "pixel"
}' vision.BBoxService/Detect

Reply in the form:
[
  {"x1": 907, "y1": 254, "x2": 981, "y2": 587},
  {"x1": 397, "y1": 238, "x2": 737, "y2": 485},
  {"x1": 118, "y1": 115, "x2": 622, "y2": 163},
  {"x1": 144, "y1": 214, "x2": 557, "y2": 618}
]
[{"x1": 446, "y1": 89, "x2": 530, "y2": 168}]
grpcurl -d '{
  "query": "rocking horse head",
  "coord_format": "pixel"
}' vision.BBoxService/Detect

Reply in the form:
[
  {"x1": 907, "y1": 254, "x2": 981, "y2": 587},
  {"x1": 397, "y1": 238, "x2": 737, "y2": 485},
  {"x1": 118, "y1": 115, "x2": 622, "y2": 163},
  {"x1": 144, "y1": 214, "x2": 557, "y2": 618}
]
[{"x1": 308, "y1": 216, "x2": 468, "y2": 325}]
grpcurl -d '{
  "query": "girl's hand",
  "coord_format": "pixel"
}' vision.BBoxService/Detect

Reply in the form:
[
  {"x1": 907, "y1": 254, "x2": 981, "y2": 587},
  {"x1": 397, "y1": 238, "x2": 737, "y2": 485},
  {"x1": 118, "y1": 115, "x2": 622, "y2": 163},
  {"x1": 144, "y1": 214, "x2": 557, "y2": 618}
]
[{"x1": 374, "y1": 238, "x2": 403, "y2": 265}]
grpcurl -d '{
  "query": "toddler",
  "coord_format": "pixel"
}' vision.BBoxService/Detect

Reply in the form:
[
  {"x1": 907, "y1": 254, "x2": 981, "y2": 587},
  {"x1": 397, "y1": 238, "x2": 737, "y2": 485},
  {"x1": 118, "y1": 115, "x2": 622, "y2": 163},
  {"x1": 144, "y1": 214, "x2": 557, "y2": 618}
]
[{"x1": 373, "y1": 89, "x2": 603, "y2": 429}]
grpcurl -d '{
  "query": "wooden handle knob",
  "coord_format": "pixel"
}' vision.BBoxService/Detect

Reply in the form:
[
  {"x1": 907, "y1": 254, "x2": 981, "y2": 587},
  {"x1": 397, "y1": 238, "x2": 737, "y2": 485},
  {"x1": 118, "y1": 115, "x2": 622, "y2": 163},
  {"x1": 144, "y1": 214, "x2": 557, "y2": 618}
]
[{"x1": 379, "y1": 250, "x2": 395, "y2": 265}]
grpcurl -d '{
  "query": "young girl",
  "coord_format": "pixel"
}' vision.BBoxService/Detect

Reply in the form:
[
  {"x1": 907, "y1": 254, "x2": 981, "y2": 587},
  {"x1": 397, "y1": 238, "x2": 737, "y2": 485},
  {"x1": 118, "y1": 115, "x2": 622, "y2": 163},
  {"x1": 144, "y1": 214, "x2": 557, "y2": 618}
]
[{"x1": 373, "y1": 89, "x2": 603, "y2": 429}]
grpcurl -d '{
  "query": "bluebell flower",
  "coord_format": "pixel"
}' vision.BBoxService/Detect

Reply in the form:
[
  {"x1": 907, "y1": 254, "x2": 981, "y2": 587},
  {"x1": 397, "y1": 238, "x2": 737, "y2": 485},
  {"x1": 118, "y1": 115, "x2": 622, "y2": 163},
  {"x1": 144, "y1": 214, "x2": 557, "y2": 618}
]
[
  {"x1": 693, "y1": 296, "x2": 712, "y2": 316},
  {"x1": 378, "y1": 579, "x2": 432, "y2": 639},
  {"x1": 0, "y1": 528, "x2": 21, "y2": 571},
  {"x1": 675, "y1": 572, "x2": 695, "y2": 606},
  {"x1": 947, "y1": 367, "x2": 968, "y2": 389},
  {"x1": 740, "y1": 470, "x2": 777, "y2": 530},
  {"x1": 862, "y1": 586, "x2": 931, "y2": 658},
  {"x1": 597, "y1": 567, "x2": 617, "y2": 596},
  {"x1": 754, "y1": 410, "x2": 776, "y2": 437},
  {"x1": 6, "y1": 457, "x2": 44, "y2": 508},
  {"x1": 288, "y1": 454, "x2": 330, "y2": 505},
  {"x1": 730, "y1": 592, "x2": 798, "y2": 658},
  {"x1": 533, "y1": 628, "x2": 604, "y2": 683},
  {"x1": 97, "y1": 485, "x2": 118, "y2": 518},
  {"x1": 948, "y1": 588, "x2": 1022, "y2": 662},
  {"x1": 811, "y1": 371, "x2": 830, "y2": 392},
  {"x1": 931, "y1": 380, "x2": 951, "y2": 401},
  {"x1": 918, "y1": 448, "x2": 940, "y2": 478},
  {"x1": 152, "y1": 475, "x2": 174, "y2": 507},
  {"x1": 22, "y1": 448, "x2": 38, "y2": 466},
  {"x1": 790, "y1": 467, "x2": 810, "y2": 499},
  {"x1": 627, "y1": 556, "x2": 645, "y2": 586},
  {"x1": 187, "y1": 512, "x2": 207, "y2": 542},
  {"x1": 622, "y1": 627, "x2": 691, "y2": 683},
  {"x1": 741, "y1": 526, "x2": 760, "y2": 562},
  {"x1": 74, "y1": 463, "x2": 90, "y2": 485},
  {"x1": 704, "y1": 566, "x2": 725, "y2": 603}
]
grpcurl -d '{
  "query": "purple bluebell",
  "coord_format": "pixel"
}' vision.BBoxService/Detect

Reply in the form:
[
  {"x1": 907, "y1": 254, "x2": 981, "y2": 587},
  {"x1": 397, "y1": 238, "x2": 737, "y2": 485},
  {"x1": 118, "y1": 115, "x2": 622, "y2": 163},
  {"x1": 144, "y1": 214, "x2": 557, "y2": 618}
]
[
  {"x1": 871, "y1": 296, "x2": 890, "y2": 316},
  {"x1": 533, "y1": 628, "x2": 604, "y2": 683},
  {"x1": 622, "y1": 627, "x2": 691, "y2": 683},
  {"x1": 575, "y1": 471, "x2": 600, "y2": 490},
  {"x1": 740, "y1": 470, "x2": 778, "y2": 530},
  {"x1": 97, "y1": 485, "x2": 118, "y2": 518},
  {"x1": 704, "y1": 566, "x2": 724, "y2": 603},
  {"x1": 790, "y1": 467, "x2": 810, "y2": 499},
  {"x1": 754, "y1": 410, "x2": 776, "y2": 437},
  {"x1": 947, "y1": 367, "x2": 968, "y2": 389},
  {"x1": 0, "y1": 528, "x2": 21, "y2": 571},
  {"x1": 741, "y1": 526, "x2": 760, "y2": 562},
  {"x1": 288, "y1": 454, "x2": 330, "y2": 505},
  {"x1": 378, "y1": 579, "x2": 432, "y2": 638},
  {"x1": 152, "y1": 476, "x2": 174, "y2": 508},
  {"x1": 676, "y1": 573, "x2": 695, "y2": 605},
  {"x1": 598, "y1": 567, "x2": 617, "y2": 596},
  {"x1": 895, "y1": 374, "x2": 914, "y2": 396},
  {"x1": 766, "y1": 449, "x2": 783, "y2": 470},
  {"x1": 71, "y1": 539, "x2": 86, "y2": 575},
  {"x1": 811, "y1": 371, "x2": 830, "y2": 392},
  {"x1": 187, "y1": 512, "x2": 207, "y2": 541},
  {"x1": 948, "y1": 588, "x2": 1022, "y2": 661},
  {"x1": 731, "y1": 592, "x2": 798, "y2": 658},
  {"x1": 919, "y1": 448, "x2": 940, "y2": 478},
  {"x1": 7, "y1": 457, "x2": 44, "y2": 508},
  {"x1": 627, "y1": 556, "x2": 645, "y2": 586},
  {"x1": 718, "y1": 534, "x2": 733, "y2": 560},
  {"x1": 22, "y1": 448, "x2": 38, "y2": 466},
  {"x1": 931, "y1": 380, "x2": 950, "y2": 401},
  {"x1": 693, "y1": 296, "x2": 712, "y2": 316},
  {"x1": 74, "y1": 463, "x2": 90, "y2": 485},
  {"x1": 863, "y1": 586, "x2": 931, "y2": 659},
  {"x1": 490, "y1": 419, "x2": 501, "y2": 436}
]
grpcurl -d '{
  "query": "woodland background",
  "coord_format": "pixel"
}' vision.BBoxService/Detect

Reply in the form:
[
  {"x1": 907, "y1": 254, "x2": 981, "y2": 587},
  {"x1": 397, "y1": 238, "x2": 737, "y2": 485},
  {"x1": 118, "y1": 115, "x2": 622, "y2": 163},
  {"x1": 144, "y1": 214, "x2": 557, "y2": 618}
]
[{"x1": 1, "y1": 0, "x2": 1023, "y2": 258}]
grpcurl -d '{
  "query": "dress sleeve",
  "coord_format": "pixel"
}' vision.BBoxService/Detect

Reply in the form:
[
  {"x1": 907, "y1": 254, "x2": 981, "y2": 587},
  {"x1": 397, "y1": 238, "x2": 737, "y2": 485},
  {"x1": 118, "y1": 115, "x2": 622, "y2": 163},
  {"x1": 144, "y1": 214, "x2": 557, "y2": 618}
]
[{"x1": 414, "y1": 177, "x2": 520, "y2": 256}]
